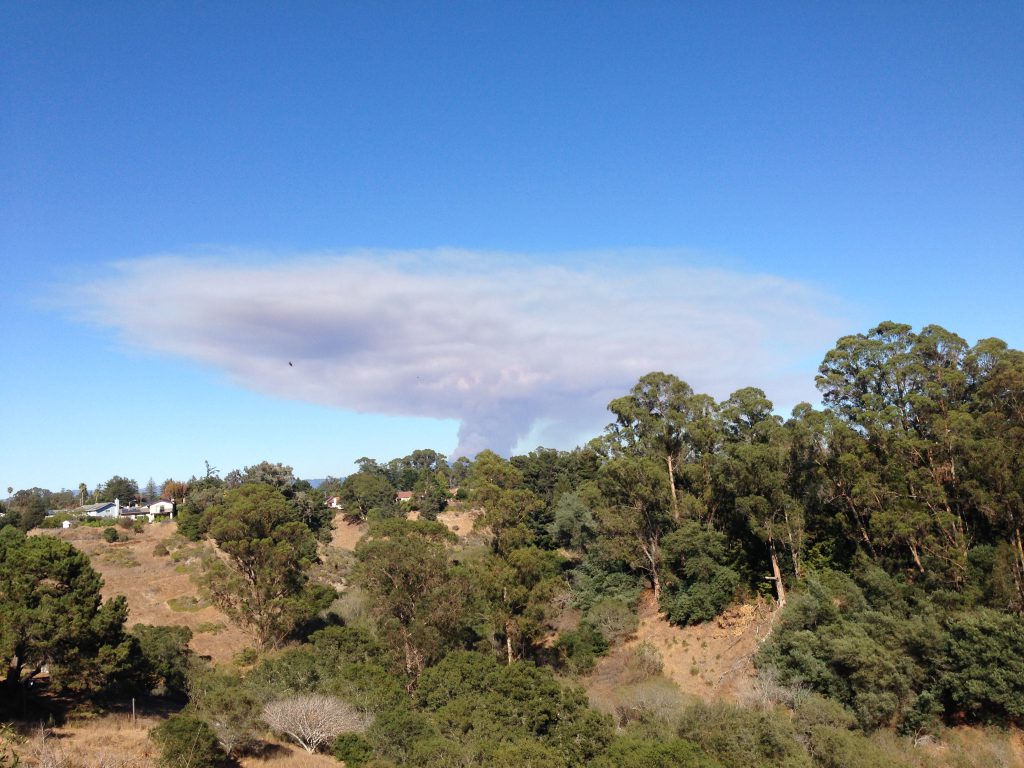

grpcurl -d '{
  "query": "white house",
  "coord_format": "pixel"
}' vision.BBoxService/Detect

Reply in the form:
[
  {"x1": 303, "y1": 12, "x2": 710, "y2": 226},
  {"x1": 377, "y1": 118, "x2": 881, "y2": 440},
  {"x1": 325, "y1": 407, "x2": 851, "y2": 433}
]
[
  {"x1": 147, "y1": 499, "x2": 175, "y2": 516},
  {"x1": 77, "y1": 499, "x2": 121, "y2": 518}
]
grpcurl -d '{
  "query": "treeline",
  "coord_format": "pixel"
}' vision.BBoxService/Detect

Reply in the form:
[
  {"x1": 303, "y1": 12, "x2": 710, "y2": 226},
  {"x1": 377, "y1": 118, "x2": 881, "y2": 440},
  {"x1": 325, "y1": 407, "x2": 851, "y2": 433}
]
[{"x1": 2, "y1": 321, "x2": 1023, "y2": 767}]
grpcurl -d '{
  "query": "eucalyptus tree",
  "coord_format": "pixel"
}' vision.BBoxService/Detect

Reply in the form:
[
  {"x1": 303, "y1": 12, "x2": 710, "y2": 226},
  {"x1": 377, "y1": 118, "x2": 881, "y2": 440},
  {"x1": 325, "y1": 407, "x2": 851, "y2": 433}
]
[
  {"x1": 716, "y1": 387, "x2": 804, "y2": 606},
  {"x1": 594, "y1": 456, "x2": 674, "y2": 601},
  {"x1": 816, "y1": 323, "x2": 974, "y2": 583},
  {"x1": 606, "y1": 372, "x2": 717, "y2": 521}
]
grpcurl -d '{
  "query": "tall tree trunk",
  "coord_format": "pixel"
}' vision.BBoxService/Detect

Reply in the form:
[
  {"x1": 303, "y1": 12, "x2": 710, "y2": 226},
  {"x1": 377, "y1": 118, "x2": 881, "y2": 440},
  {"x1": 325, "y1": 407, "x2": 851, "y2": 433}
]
[
  {"x1": 769, "y1": 541, "x2": 786, "y2": 608},
  {"x1": 909, "y1": 540, "x2": 925, "y2": 573},
  {"x1": 666, "y1": 455, "x2": 679, "y2": 520}
]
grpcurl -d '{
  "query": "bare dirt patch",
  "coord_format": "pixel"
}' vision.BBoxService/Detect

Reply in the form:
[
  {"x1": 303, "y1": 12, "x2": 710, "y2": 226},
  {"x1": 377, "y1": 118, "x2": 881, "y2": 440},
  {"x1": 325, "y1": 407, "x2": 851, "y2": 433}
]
[
  {"x1": 329, "y1": 514, "x2": 367, "y2": 551},
  {"x1": 585, "y1": 591, "x2": 774, "y2": 708},
  {"x1": 437, "y1": 504, "x2": 480, "y2": 537},
  {"x1": 38, "y1": 523, "x2": 251, "y2": 664}
]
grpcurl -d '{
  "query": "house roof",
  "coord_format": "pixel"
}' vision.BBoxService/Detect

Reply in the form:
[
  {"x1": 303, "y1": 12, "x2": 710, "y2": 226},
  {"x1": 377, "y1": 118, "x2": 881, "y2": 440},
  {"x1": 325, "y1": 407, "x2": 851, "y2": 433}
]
[{"x1": 76, "y1": 502, "x2": 115, "y2": 514}]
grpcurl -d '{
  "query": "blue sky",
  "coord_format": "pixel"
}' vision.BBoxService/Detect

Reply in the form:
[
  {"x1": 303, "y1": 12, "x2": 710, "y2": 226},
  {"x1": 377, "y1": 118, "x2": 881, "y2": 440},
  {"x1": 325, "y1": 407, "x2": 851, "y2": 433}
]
[{"x1": 2, "y1": 2, "x2": 1021, "y2": 492}]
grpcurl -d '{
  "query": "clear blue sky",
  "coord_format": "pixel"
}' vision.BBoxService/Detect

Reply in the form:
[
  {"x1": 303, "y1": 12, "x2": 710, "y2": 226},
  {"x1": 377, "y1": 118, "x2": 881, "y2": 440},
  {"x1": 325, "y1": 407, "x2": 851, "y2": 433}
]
[{"x1": 2, "y1": 2, "x2": 1021, "y2": 492}]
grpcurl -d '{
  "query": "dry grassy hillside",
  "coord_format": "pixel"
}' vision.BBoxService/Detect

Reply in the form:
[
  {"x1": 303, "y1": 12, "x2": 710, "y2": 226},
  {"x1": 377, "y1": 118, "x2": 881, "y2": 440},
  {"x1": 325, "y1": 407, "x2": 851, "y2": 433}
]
[{"x1": 36, "y1": 522, "x2": 250, "y2": 663}]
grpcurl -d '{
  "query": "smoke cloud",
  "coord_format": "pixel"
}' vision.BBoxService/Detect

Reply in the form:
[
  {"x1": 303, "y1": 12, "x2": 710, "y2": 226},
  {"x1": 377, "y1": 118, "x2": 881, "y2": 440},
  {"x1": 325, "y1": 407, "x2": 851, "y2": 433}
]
[{"x1": 75, "y1": 250, "x2": 847, "y2": 457}]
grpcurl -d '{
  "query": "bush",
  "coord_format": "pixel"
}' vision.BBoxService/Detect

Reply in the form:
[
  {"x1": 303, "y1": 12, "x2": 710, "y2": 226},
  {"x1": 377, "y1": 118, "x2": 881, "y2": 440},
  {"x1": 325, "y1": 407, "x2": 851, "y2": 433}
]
[
  {"x1": 554, "y1": 621, "x2": 608, "y2": 674},
  {"x1": 333, "y1": 733, "x2": 374, "y2": 767},
  {"x1": 103, "y1": 527, "x2": 119, "y2": 543},
  {"x1": 586, "y1": 597, "x2": 638, "y2": 645},
  {"x1": 150, "y1": 713, "x2": 226, "y2": 768},
  {"x1": 660, "y1": 522, "x2": 741, "y2": 626},
  {"x1": 939, "y1": 607, "x2": 1024, "y2": 723},
  {"x1": 624, "y1": 640, "x2": 664, "y2": 681},
  {"x1": 132, "y1": 623, "x2": 193, "y2": 697},
  {"x1": 263, "y1": 694, "x2": 372, "y2": 753}
]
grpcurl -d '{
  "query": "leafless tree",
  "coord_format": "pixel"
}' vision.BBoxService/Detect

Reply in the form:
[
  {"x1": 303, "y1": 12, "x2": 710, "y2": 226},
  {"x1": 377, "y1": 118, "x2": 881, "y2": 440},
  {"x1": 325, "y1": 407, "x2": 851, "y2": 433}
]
[{"x1": 262, "y1": 694, "x2": 372, "y2": 754}]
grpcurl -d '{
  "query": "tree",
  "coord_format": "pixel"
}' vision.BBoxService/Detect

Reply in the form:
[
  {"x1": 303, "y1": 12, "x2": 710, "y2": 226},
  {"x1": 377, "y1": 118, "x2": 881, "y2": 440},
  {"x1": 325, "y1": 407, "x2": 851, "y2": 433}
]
[
  {"x1": 186, "y1": 667, "x2": 264, "y2": 757},
  {"x1": 354, "y1": 519, "x2": 470, "y2": 688},
  {"x1": 150, "y1": 714, "x2": 226, "y2": 768},
  {"x1": 132, "y1": 624, "x2": 193, "y2": 697},
  {"x1": 716, "y1": 387, "x2": 804, "y2": 607},
  {"x1": 606, "y1": 373, "x2": 716, "y2": 520},
  {"x1": 263, "y1": 694, "x2": 372, "y2": 753},
  {"x1": 595, "y1": 456, "x2": 673, "y2": 600},
  {"x1": 0, "y1": 527, "x2": 135, "y2": 702},
  {"x1": 475, "y1": 547, "x2": 565, "y2": 663},
  {"x1": 202, "y1": 484, "x2": 326, "y2": 649},
  {"x1": 338, "y1": 472, "x2": 398, "y2": 521},
  {"x1": 99, "y1": 475, "x2": 139, "y2": 504},
  {"x1": 5, "y1": 490, "x2": 46, "y2": 531}
]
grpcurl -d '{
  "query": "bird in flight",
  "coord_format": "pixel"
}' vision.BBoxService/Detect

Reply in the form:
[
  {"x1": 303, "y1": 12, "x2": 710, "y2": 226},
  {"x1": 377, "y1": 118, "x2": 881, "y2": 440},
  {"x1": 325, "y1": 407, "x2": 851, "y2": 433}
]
[{"x1": 288, "y1": 361, "x2": 293, "y2": 367}]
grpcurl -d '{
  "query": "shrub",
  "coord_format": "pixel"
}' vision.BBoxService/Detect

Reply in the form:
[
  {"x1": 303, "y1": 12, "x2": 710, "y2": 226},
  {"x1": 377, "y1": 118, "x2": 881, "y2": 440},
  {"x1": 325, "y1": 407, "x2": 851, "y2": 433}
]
[
  {"x1": 150, "y1": 713, "x2": 225, "y2": 768},
  {"x1": 624, "y1": 640, "x2": 663, "y2": 681},
  {"x1": 586, "y1": 597, "x2": 638, "y2": 645},
  {"x1": 333, "y1": 733, "x2": 374, "y2": 767},
  {"x1": 263, "y1": 694, "x2": 372, "y2": 753},
  {"x1": 103, "y1": 527, "x2": 119, "y2": 543},
  {"x1": 132, "y1": 623, "x2": 193, "y2": 697},
  {"x1": 554, "y1": 622, "x2": 608, "y2": 674},
  {"x1": 939, "y1": 607, "x2": 1024, "y2": 723}
]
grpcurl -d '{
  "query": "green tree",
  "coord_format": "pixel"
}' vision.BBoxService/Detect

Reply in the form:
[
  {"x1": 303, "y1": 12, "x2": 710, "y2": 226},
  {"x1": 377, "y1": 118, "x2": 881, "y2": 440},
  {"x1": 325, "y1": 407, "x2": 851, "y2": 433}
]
[
  {"x1": 339, "y1": 472, "x2": 399, "y2": 521},
  {"x1": 354, "y1": 519, "x2": 470, "y2": 688},
  {"x1": 132, "y1": 624, "x2": 193, "y2": 698},
  {"x1": 5, "y1": 490, "x2": 46, "y2": 532},
  {"x1": 99, "y1": 475, "x2": 139, "y2": 504},
  {"x1": 606, "y1": 372, "x2": 717, "y2": 521},
  {"x1": 202, "y1": 484, "x2": 326, "y2": 649},
  {"x1": 0, "y1": 527, "x2": 135, "y2": 701},
  {"x1": 716, "y1": 387, "x2": 804, "y2": 606},
  {"x1": 594, "y1": 456, "x2": 674, "y2": 600},
  {"x1": 150, "y1": 713, "x2": 226, "y2": 768}
]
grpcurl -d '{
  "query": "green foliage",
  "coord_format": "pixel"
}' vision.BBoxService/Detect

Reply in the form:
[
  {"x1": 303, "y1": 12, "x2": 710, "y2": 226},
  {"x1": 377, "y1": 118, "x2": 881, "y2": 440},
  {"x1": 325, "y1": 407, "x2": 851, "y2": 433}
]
[
  {"x1": 938, "y1": 607, "x2": 1024, "y2": 722},
  {"x1": 570, "y1": 556, "x2": 644, "y2": 613},
  {"x1": 175, "y1": 502, "x2": 207, "y2": 540},
  {"x1": 553, "y1": 621, "x2": 608, "y2": 674},
  {"x1": 548, "y1": 492, "x2": 598, "y2": 551},
  {"x1": 676, "y1": 700, "x2": 813, "y2": 768},
  {"x1": 132, "y1": 623, "x2": 193, "y2": 697},
  {"x1": 186, "y1": 667, "x2": 263, "y2": 757},
  {"x1": 414, "y1": 651, "x2": 613, "y2": 767},
  {"x1": 103, "y1": 526, "x2": 119, "y2": 542},
  {"x1": 354, "y1": 519, "x2": 469, "y2": 684},
  {"x1": 150, "y1": 713, "x2": 226, "y2": 768},
  {"x1": 594, "y1": 735, "x2": 721, "y2": 768},
  {"x1": 5, "y1": 490, "x2": 47, "y2": 532},
  {"x1": 333, "y1": 732, "x2": 374, "y2": 766},
  {"x1": 660, "y1": 521, "x2": 741, "y2": 625},
  {"x1": 98, "y1": 475, "x2": 139, "y2": 504},
  {"x1": 0, "y1": 527, "x2": 135, "y2": 700},
  {"x1": 339, "y1": 472, "x2": 399, "y2": 521},
  {"x1": 585, "y1": 596, "x2": 639, "y2": 645},
  {"x1": 202, "y1": 483, "x2": 323, "y2": 649}
]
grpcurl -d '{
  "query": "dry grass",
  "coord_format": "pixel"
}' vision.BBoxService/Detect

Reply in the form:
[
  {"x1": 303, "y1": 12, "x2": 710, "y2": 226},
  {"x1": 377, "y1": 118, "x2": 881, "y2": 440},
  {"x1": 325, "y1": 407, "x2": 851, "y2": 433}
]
[
  {"x1": 36, "y1": 523, "x2": 251, "y2": 663},
  {"x1": 14, "y1": 715, "x2": 160, "y2": 767},
  {"x1": 585, "y1": 592, "x2": 774, "y2": 709},
  {"x1": 328, "y1": 515, "x2": 367, "y2": 552},
  {"x1": 238, "y1": 742, "x2": 338, "y2": 767}
]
